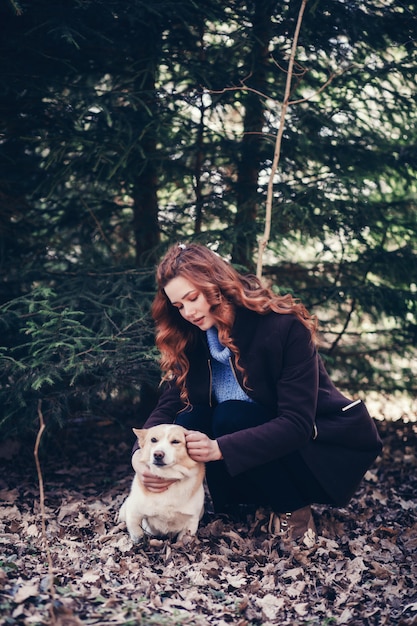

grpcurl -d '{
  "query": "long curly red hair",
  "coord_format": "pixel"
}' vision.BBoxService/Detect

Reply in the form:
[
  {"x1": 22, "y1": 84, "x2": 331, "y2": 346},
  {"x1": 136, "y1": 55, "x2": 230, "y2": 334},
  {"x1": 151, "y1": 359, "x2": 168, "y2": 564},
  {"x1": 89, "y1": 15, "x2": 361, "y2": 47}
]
[{"x1": 151, "y1": 243, "x2": 318, "y2": 404}]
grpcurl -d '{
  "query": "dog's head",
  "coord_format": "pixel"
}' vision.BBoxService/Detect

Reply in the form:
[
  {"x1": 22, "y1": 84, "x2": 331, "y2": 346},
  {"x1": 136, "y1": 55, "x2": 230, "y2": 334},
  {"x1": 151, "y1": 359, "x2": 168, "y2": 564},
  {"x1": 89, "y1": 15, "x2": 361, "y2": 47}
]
[{"x1": 133, "y1": 424, "x2": 197, "y2": 474}]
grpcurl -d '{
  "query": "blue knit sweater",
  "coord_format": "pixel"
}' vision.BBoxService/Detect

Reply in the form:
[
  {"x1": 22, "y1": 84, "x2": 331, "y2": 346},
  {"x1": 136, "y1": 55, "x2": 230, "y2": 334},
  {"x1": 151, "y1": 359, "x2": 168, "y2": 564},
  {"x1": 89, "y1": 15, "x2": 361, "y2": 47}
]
[{"x1": 206, "y1": 327, "x2": 253, "y2": 404}]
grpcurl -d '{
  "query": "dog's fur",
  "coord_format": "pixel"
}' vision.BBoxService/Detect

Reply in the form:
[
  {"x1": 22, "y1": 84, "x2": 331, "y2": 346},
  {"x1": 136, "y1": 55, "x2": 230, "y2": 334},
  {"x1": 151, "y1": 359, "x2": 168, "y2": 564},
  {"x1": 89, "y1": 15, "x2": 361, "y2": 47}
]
[{"x1": 118, "y1": 424, "x2": 205, "y2": 541}]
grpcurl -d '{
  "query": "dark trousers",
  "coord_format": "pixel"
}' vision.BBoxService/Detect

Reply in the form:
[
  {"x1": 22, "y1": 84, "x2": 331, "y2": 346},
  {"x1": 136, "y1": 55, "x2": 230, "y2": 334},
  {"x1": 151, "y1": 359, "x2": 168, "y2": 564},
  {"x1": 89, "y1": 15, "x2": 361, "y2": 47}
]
[{"x1": 176, "y1": 400, "x2": 333, "y2": 513}]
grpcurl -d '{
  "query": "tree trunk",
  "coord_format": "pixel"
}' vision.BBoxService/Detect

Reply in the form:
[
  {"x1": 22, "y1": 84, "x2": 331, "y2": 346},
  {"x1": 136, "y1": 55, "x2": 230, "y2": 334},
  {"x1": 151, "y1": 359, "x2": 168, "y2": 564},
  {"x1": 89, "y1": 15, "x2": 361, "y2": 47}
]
[
  {"x1": 232, "y1": 0, "x2": 275, "y2": 270},
  {"x1": 130, "y1": 22, "x2": 162, "y2": 267},
  {"x1": 132, "y1": 155, "x2": 160, "y2": 267}
]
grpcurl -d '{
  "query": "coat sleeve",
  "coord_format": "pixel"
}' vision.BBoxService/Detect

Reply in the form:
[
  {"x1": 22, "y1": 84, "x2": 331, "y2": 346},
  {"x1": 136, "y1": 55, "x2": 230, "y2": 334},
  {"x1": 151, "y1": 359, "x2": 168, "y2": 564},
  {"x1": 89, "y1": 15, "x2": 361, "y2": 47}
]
[
  {"x1": 218, "y1": 319, "x2": 319, "y2": 476},
  {"x1": 143, "y1": 380, "x2": 184, "y2": 428}
]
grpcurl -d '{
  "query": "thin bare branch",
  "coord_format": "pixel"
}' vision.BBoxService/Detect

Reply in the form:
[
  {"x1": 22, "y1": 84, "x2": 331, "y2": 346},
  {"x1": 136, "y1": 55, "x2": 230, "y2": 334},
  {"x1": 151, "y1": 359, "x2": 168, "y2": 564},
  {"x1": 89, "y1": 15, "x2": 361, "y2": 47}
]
[
  {"x1": 257, "y1": 0, "x2": 308, "y2": 278},
  {"x1": 289, "y1": 67, "x2": 352, "y2": 105},
  {"x1": 205, "y1": 61, "x2": 350, "y2": 112}
]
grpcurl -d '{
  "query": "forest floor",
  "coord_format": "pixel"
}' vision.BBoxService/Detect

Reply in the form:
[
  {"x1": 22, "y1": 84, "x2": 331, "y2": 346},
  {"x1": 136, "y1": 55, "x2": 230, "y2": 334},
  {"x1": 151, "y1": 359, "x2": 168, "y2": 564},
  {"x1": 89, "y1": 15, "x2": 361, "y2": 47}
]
[{"x1": 0, "y1": 418, "x2": 416, "y2": 626}]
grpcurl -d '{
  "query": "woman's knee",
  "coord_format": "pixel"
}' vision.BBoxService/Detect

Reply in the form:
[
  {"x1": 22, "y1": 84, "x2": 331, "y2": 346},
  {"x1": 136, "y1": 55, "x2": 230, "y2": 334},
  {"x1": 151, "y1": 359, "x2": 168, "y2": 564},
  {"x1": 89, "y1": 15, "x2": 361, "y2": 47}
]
[
  {"x1": 212, "y1": 400, "x2": 267, "y2": 437},
  {"x1": 175, "y1": 405, "x2": 213, "y2": 436}
]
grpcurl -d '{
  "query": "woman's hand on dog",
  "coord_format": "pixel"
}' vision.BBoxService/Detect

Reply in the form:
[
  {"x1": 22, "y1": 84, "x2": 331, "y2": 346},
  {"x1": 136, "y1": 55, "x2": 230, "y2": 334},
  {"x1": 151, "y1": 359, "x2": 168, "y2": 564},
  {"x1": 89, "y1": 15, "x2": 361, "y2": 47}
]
[
  {"x1": 141, "y1": 469, "x2": 178, "y2": 492},
  {"x1": 185, "y1": 430, "x2": 223, "y2": 462}
]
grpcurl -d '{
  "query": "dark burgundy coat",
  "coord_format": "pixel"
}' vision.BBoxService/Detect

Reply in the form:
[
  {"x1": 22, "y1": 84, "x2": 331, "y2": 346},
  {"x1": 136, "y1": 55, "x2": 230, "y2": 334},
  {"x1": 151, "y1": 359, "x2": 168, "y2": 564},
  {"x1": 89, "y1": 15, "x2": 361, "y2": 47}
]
[{"x1": 144, "y1": 307, "x2": 382, "y2": 505}]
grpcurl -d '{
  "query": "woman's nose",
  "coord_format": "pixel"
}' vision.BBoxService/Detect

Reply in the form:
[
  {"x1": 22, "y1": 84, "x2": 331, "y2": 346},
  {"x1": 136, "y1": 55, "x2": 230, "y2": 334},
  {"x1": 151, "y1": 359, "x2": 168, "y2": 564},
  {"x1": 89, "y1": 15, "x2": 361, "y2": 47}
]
[{"x1": 182, "y1": 302, "x2": 195, "y2": 318}]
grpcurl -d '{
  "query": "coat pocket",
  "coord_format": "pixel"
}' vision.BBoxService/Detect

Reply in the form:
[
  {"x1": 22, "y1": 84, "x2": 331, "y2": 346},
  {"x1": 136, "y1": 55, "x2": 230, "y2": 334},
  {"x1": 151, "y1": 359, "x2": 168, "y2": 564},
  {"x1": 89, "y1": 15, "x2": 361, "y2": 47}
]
[{"x1": 314, "y1": 399, "x2": 382, "y2": 452}]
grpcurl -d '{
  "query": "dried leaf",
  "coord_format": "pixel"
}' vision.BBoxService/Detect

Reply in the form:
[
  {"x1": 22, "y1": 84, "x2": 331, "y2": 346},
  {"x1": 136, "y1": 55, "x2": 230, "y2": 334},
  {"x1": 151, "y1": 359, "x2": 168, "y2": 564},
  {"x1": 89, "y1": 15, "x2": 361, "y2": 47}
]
[
  {"x1": 258, "y1": 593, "x2": 285, "y2": 619},
  {"x1": 13, "y1": 581, "x2": 39, "y2": 603}
]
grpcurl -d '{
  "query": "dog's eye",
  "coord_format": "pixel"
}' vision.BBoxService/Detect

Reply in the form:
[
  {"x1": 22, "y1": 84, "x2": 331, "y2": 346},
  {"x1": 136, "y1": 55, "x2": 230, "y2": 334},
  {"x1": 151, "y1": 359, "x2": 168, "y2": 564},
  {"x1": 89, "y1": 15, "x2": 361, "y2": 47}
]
[
  {"x1": 150, "y1": 437, "x2": 158, "y2": 443},
  {"x1": 171, "y1": 439, "x2": 181, "y2": 445}
]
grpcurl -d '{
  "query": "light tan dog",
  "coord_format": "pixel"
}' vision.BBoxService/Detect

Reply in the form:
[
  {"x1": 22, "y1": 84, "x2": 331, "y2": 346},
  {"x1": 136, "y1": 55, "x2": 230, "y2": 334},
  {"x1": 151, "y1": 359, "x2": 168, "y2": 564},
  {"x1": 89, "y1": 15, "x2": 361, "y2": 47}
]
[{"x1": 118, "y1": 424, "x2": 205, "y2": 541}]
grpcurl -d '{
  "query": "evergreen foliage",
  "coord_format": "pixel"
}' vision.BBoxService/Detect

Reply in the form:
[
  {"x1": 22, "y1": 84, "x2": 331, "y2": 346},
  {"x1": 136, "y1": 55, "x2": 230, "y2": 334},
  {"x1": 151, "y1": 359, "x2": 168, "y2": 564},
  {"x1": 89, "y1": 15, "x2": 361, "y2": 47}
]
[
  {"x1": 0, "y1": 0, "x2": 416, "y2": 434},
  {"x1": 0, "y1": 269, "x2": 159, "y2": 436}
]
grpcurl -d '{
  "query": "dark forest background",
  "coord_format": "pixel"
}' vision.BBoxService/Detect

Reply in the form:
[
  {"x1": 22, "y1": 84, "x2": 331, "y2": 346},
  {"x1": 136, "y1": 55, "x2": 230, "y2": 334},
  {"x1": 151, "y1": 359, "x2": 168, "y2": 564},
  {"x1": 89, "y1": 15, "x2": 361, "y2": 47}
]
[{"x1": 0, "y1": 0, "x2": 416, "y2": 437}]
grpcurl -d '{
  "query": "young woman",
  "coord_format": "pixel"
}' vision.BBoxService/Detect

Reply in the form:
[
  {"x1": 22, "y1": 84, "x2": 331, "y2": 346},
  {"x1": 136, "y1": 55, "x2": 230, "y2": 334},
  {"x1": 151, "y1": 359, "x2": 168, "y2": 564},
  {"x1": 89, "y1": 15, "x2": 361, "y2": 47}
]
[{"x1": 132, "y1": 243, "x2": 382, "y2": 541}]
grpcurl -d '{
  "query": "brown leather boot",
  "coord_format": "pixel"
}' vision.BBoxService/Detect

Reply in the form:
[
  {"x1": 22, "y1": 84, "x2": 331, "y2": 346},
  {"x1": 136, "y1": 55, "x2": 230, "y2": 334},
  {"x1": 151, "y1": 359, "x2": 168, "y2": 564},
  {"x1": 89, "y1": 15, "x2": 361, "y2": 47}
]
[{"x1": 268, "y1": 505, "x2": 317, "y2": 544}]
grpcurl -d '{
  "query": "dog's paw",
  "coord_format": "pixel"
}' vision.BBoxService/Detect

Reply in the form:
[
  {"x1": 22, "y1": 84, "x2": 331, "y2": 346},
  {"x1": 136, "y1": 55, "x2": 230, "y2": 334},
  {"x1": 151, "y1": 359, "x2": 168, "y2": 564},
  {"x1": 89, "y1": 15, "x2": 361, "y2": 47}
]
[
  {"x1": 177, "y1": 528, "x2": 198, "y2": 542},
  {"x1": 129, "y1": 531, "x2": 144, "y2": 543}
]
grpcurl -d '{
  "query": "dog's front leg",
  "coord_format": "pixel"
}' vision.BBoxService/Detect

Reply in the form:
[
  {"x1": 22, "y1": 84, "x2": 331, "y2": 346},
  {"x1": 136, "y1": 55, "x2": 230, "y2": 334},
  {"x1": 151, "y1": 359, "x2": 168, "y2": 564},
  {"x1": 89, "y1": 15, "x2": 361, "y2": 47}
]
[
  {"x1": 122, "y1": 502, "x2": 145, "y2": 543},
  {"x1": 177, "y1": 516, "x2": 200, "y2": 541},
  {"x1": 125, "y1": 516, "x2": 145, "y2": 543}
]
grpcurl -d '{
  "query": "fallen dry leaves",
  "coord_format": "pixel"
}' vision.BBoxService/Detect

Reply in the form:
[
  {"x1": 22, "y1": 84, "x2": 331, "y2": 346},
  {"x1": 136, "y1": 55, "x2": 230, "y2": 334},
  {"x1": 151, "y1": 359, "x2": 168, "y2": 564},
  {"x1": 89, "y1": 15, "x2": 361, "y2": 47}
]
[{"x1": 0, "y1": 419, "x2": 416, "y2": 626}]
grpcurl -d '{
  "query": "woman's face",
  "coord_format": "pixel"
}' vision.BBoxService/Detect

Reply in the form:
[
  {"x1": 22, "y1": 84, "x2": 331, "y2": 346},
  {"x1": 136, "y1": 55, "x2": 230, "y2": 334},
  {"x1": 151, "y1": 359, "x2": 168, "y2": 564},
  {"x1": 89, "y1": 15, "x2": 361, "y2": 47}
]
[{"x1": 164, "y1": 276, "x2": 217, "y2": 330}]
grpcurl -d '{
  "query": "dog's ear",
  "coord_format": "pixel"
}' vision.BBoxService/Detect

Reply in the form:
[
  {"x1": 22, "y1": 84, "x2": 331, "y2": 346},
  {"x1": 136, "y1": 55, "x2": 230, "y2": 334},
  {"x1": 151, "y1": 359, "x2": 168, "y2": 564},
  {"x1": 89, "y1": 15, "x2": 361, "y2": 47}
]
[{"x1": 132, "y1": 428, "x2": 147, "y2": 447}]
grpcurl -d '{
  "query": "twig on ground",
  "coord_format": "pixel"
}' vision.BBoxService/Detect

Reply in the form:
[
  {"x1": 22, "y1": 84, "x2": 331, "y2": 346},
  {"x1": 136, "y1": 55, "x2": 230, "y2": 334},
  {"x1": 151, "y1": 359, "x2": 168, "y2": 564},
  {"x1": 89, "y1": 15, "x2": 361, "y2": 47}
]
[{"x1": 34, "y1": 400, "x2": 57, "y2": 625}]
